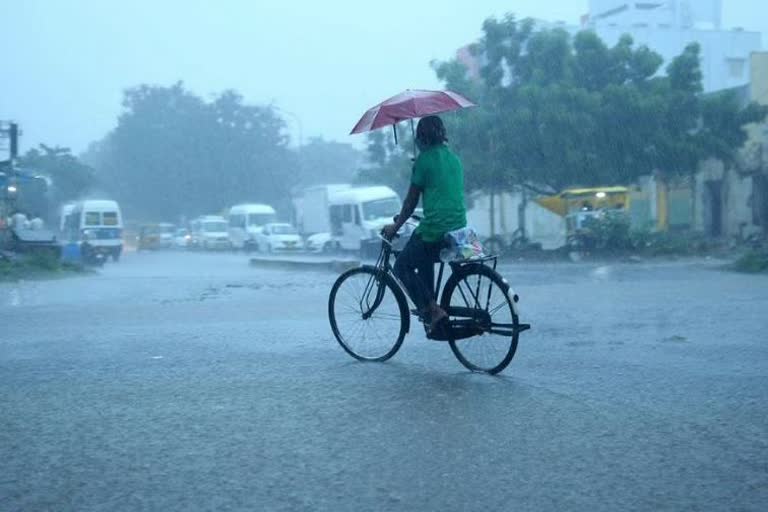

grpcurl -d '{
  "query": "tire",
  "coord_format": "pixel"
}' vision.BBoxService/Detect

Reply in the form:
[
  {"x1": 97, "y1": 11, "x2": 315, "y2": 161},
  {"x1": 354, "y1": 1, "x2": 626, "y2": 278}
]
[
  {"x1": 112, "y1": 249, "x2": 121, "y2": 262},
  {"x1": 440, "y1": 264, "x2": 519, "y2": 374},
  {"x1": 328, "y1": 266, "x2": 409, "y2": 362}
]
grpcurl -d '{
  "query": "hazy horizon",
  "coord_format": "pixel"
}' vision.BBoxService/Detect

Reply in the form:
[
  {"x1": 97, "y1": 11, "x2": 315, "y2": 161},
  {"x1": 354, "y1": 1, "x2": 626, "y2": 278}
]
[{"x1": 1, "y1": 0, "x2": 765, "y2": 156}]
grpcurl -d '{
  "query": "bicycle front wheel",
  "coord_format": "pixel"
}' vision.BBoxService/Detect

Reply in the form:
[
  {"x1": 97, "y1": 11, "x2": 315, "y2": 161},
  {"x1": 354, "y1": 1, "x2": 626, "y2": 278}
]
[
  {"x1": 328, "y1": 266, "x2": 408, "y2": 362},
  {"x1": 441, "y1": 265, "x2": 519, "y2": 374}
]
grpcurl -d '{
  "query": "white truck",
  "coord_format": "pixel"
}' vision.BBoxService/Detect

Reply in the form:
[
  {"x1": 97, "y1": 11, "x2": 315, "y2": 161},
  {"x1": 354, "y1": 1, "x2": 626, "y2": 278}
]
[
  {"x1": 294, "y1": 184, "x2": 401, "y2": 256},
  {"x1": 293, "y1": 184, "x2": 351, "y2": 236},
  {"x1": 330, "y1": 186, "x2": 401, "y2": 256}
]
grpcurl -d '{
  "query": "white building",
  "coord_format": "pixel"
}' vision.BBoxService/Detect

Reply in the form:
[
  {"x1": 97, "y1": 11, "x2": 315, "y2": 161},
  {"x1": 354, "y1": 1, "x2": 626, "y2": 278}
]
[{"x1": 582, "y1": 0, "x2": 761, "y2": 92}]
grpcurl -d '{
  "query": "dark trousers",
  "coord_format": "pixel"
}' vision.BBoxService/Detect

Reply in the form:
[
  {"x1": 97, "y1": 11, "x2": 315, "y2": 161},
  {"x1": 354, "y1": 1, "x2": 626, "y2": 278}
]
[{"x1": 393, "y1": 233, "x2": 443, "y2": 312}]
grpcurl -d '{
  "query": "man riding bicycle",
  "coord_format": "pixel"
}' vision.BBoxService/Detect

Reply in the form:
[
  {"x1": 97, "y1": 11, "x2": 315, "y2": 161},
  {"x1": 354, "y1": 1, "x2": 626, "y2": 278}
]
[{"x1": 383, "y1": 115, "x2": 467, "y2": 337}]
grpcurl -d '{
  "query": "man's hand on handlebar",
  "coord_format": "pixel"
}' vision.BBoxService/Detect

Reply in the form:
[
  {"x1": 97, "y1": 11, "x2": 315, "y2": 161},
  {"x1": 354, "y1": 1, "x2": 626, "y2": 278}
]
[{"x1": 382, "y1": 224, "x2": 399, "y2": 241}]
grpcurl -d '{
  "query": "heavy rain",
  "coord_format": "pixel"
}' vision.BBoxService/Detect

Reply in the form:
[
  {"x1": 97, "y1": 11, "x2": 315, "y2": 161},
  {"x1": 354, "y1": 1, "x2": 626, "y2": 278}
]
[{"x1": 1, "y1": 1, "x2": 767, "y2": 511}]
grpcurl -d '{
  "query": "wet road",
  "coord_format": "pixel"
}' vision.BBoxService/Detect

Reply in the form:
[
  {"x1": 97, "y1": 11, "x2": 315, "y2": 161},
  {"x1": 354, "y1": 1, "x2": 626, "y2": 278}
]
[{"x1": 2, "y1": 251, "x2": 767, "y2": 511}]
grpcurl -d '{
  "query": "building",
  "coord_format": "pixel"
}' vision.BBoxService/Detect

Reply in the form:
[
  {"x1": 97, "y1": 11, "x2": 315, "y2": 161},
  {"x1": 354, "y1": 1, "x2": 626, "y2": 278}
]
[
  {"x1": 693, "y1": 52, "x2": 768, "y2": 237},
  {"x1": 581, "y1": 1, "x2": 761, "y2": 93}
]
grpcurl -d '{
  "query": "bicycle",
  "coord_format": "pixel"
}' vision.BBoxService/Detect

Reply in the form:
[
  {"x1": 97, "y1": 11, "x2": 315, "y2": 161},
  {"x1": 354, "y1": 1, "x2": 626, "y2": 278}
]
[{"x1": 328, "y1": 217, "x2": 531, "y2": 374}]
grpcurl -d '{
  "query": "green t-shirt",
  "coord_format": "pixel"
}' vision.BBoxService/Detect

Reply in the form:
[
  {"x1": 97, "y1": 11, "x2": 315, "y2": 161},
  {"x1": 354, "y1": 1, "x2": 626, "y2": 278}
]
[{"x1": 411, "y1": 144, "x2": 467, "y2": 243}]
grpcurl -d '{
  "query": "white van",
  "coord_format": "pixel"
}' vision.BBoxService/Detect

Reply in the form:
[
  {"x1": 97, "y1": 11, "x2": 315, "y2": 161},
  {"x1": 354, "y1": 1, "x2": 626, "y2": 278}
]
[
  {"x1": 63, "y1": 200, "x2": 124, "y2": 261},
  {"x1": 228, "y1": 203, "x2": 277, "y2": 250},
  {"x1": 329, "y1": 186, "x2": 401, "y2": 255},
  {"x1": 191, "y1": 215, "x2": 231, "y2": 250}
]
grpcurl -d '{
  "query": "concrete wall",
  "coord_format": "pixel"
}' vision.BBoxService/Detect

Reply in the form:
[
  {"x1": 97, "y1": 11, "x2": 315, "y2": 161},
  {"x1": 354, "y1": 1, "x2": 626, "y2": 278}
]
[
  {"x1": 693, "y1": 159, "x2": 760, "y2": 238},
  {"x1": 466, "y1": 191, "x2": 566, "y2": 250}
]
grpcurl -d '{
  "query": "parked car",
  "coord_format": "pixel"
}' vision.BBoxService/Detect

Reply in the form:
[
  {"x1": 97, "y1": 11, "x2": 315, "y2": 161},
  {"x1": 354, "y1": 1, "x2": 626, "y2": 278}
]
[
  {"x1": 191, "y1": 215, "x2": 231, "y2": 250},
  {"x1": 157, "y1": 223, "x2": 176, "y2": 248},
  {"x1": 255, "y1": 223, "x2": 302, "y2": 253},
  {"x1": 173, "y1": 228, "x2": 192, "y2": 249},
  {"x1": 305, "y1": 232, "x2": 338, "y2": 253}
]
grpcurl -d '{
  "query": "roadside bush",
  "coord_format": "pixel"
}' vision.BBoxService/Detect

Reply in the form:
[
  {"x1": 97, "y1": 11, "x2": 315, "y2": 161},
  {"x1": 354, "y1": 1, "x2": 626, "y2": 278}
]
[
  {"x1": 25, "y1": 250, "x2": 62, "y2": 271},
  {"x1": 0, "y1": 249, "x2": 85, "y2": 281},
  {"x1": 571, "y1": 212, "x2": 632, "y2": 253},
  {"x1": 591, "y1": 212, "x2": 632, "y2": 251},
  {"x1": 631, "y1": 230, "x2": 710, "y2": 256},
  {"x1": 732, "y1": 250, "x2": 768, "y2": 273}
]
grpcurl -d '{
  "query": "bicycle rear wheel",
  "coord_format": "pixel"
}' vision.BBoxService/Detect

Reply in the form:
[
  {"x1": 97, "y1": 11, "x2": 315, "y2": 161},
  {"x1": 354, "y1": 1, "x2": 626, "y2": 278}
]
[
  {"x1": 441, "y1": 265, "x2": 519, "y2": 374},
  {"x1": 328, "y1": 266, "x2": 408, "y2": 362}
]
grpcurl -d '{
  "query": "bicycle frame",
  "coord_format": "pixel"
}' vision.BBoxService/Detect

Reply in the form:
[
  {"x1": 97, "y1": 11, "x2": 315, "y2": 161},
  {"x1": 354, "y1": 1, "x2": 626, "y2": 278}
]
[{"x1": 367, "y1": 234, "x2": 502, "y2": 323}]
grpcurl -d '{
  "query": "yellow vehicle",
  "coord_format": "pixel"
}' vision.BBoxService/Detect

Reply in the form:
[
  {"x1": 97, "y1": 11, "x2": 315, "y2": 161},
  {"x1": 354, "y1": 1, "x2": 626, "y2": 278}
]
[
  {"x1": 137, "y1": 223, "x2": 175, "y2": 250},
  {"x1": 537, "y1": 187, "x2": 630, "y2": 249}
]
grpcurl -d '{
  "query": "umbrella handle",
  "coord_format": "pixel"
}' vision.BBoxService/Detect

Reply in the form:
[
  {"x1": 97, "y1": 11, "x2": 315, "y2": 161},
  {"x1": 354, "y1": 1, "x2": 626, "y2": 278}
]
[{"x1": 410, "y1": 119, "x2": 416, "y2": 158}]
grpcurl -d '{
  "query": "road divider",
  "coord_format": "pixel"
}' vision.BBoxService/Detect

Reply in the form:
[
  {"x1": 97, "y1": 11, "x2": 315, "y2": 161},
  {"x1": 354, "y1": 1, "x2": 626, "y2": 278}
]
[{"x1": 249, "y1": 256, "x2": 360, "y2": 272}]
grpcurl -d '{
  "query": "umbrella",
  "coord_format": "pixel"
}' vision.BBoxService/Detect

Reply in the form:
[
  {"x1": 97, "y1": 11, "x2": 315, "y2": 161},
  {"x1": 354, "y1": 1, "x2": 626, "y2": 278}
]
[{"x1": 350, "y1": 89, "x2": 475, "y2": 148}]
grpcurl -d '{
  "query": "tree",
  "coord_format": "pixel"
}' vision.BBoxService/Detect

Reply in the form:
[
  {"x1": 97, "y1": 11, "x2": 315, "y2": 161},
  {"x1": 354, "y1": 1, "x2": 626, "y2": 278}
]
[
  {"x1": 20, "y1": 144, "x2": 96, "y2": 207},
  {"x1": 295, "y1": 137, "x2": 364, "y2": 189},
  {"x1": 355, "y1": 125, "x2": 415, "y2": 196},
  {"x1": 431, "y1": 16, "x2": 767, "y2": 194},
  {"x1": 83, "y1": 82, "x2": 297, "y2": 221}
]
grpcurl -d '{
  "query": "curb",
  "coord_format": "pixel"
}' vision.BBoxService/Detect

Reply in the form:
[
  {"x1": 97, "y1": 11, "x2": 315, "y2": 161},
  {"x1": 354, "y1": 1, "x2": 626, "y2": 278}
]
[{"x1": 249, "y1": 257, "x2": 360, "y2": 272}]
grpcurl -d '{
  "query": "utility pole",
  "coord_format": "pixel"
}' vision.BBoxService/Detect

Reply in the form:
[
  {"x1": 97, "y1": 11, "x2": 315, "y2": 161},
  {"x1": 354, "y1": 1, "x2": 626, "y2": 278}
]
[{"x1": 1, "y1": 122, "x2": 20, "y2": 239}]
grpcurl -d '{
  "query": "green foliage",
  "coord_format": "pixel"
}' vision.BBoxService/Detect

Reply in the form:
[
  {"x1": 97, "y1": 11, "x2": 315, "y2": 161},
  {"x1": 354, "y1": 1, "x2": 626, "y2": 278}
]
[
  {"x1": 19, "y1": 145, "x2": 96, "y2": 206},
  {"x1": 430, "y1": 16, "x2": 767, "y2": 194},
  {"x1": 574, "y1": 215, "x2": 714, "y2": 255},
  {"x1": 0, "y1": 250, "x2": 86, "y2": 281},
  {"x1": 83, "y1": 82, "x2": 298, "y2": 221},
  {"x1": 355, "y1": 126, "x2": 415, "y2": 196},
  {"x1": 731, "y1": 250, "x2": 768, "y2": 273},
  {"x1": 590, "y1": 212, "x2": 633, "y2": 251},
  {"x1": 630, "y1": 229, "x2": 710, "y2": 256},
  {"x1": 295, "y1": 137, "x2": 362, "y2": 188}
]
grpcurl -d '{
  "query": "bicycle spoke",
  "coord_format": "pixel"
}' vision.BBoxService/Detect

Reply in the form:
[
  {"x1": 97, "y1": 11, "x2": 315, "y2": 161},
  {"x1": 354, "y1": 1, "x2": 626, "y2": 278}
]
[
  {"x1": 330, "y1": 269, "x2": 405, "y2": 361},
  {"x1": 447, "y1": 269, "x2": 518, "y2": 374}
]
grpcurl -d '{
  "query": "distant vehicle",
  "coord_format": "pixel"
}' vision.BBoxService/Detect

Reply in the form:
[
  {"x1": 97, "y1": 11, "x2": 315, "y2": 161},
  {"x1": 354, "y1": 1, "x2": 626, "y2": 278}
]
[
  {"x1": 255, "y1": 222, "x2": 302, "y2": 253},
  {"x1": 191, "y1": 215, "x2": 231, "y2": 250},
  {"x1": 173, "y1": 228, "x2": 192, "y2": 249},
  {"x1": 305, "y1": 232, "x2": 335, "y2": 253},
  {"x1": 228, "y1": 203, "x2": 277, "y2": 250},
  {"x1": 157, "y1": 223, "x2": 176, "y2": 248},
  {"x1": 137, "y1": 224, "x2": 163, "y2": 251},
  {"x1": 537, "y1": 187, "x2": 630, "y2": 251},
  {"x1": 293, "y1": 184, "x2": 400, "y2": 256},
  {"x1": 329, "y1": 186, "x2": 401, "y2": 255},
  {"x1": 293, "y1": 184, "x2": 351, "y2": 238},
  {"x1": 62, "y1": 199, "x2": 124, "y2": 261},
  {"x1": 138, "y1": 223, "x2": 176, "y2": 250}
]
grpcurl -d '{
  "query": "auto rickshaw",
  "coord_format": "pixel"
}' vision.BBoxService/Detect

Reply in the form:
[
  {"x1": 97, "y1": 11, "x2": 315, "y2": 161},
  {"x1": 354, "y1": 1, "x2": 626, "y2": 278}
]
[{"x1": 137, "y1": 224, "x2": 164, "y2": 250}]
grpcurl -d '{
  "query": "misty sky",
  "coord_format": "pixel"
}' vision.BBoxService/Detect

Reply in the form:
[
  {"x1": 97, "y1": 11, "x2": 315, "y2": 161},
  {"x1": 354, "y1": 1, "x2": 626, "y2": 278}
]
[{"x1": 1, "y1": 0, "x2": 766, "y2": 155}]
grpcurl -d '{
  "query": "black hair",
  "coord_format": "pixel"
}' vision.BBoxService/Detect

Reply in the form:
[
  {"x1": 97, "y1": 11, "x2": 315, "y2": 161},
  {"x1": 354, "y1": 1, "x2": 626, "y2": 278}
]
[{"x1": 416, "y1": 115, "x2": 448, "y2": 148}]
